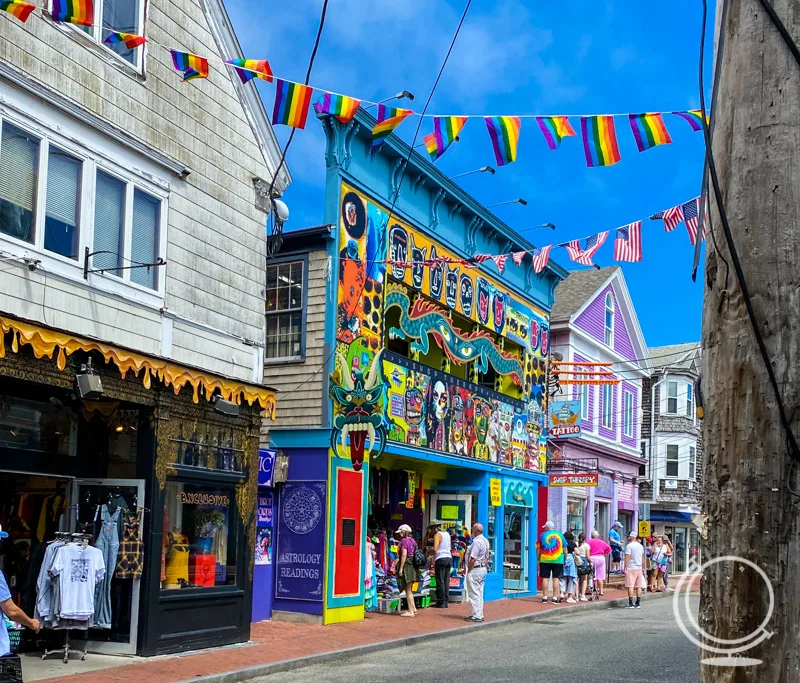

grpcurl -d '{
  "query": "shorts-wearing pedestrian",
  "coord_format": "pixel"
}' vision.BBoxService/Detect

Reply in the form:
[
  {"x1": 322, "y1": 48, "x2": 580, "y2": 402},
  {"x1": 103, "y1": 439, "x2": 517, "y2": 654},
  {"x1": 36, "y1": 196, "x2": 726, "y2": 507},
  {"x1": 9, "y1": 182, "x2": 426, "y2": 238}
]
[
  {"x1": 539, "y1": 562, "x2": 563, "y2": 579},
  {"x1": 625, "y1": 568, "x2": 643, "y2": 588}
]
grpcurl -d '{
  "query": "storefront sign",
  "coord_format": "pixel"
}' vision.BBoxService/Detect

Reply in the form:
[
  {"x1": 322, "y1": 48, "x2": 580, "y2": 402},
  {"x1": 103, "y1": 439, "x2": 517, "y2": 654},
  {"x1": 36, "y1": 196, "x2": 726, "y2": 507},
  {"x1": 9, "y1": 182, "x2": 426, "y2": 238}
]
[
  {"x1": 549, "y1": 400, "x2": 582, "y2": 438},
  {"x1": 596, "y1": 475, "x2": 614, "y2": 499},
  {"x1": 258, "y1": 448, "x2": 277, "y2": 487},
  {"x1": 548, "y1": 473, "x2": 598, "y2": 487},
  {"x1": 275, "y1": 482, "x2": 326, "y2": 601},
  {"x1": 638, "y1": 520, "x2": 651, "y2": 538},
  {"x1": 503, "y1": 479, "x2": 535, "y2": 507},
  {"x1": 178, "y1": 491, "x2": 229, "y2": 506},
  {"x1": 440, "y1": 505, "x2": 460, "y2": 520},
  {"x1": 489, "y1": 478, "x2": 502, "y2": 506},
  {"x1": 257, "y1": 492, "x2": 273, "y2": 527}
]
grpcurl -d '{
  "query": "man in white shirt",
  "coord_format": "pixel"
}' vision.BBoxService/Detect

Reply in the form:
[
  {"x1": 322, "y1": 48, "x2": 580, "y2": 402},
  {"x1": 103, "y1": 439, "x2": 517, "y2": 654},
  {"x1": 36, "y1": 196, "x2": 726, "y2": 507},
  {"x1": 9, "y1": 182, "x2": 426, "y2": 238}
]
[
  {"x1": 464, "y1": 523, "x2": 490, "y2": 623},
  {"x1": 624, "y1": 531, "x2": 645, "y2": 609}
]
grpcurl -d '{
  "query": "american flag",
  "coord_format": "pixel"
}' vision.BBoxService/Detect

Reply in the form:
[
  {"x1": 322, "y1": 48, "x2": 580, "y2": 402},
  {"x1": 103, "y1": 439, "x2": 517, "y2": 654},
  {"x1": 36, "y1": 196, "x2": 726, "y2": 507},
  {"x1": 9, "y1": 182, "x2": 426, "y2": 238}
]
[
  {"x1": 492, "y1": 254, "x2": 508, "y2": 273},
  {"x1": 564, "y1": 231, "x2": 608, "y2": 266},
  {"x1": 682, "y1": 198, "x2": 701, "y2": 245},
  {"x1": 531, "y1": 245, "x2": 552, "y2": 273},
  {"x1": 511, "y1": 251, "x2": 527, "y2": 266},
  {"x1": 650, "y1": 204, "x2": 684, "y2": 232},
  {"x1": 471, "y1": 254, "x2": 492, "y2": 265},
  {"x1": 613, "y1": 221, "x2": 642, "y2": 262}
]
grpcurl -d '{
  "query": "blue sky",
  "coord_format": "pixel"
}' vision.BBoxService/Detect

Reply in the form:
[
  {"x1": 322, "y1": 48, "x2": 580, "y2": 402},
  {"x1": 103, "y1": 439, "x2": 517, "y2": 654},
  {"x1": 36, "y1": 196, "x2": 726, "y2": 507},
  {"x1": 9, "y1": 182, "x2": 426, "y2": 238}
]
[{"x1": 226, "y1": 0, "x2": 714, "y2": 348}]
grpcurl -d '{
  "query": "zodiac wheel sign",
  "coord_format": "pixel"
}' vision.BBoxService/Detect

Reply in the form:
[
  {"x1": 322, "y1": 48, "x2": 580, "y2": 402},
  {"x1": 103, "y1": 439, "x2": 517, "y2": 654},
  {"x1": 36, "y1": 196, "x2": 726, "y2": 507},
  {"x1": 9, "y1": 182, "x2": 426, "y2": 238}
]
[{"x1": 282, "y1": 487, "x2": 322, "y2": 535}]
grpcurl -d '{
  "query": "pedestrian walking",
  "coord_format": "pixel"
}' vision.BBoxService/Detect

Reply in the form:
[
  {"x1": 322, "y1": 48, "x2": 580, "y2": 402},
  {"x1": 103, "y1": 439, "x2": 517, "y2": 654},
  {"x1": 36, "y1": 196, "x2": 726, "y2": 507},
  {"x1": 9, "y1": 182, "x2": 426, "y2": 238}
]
[
  {"x1": 0, "y1": 527, "x2": 40, "y2": 657},
  {"x1": 395, "y1": 524, "x2": 419, "y2": 618},
  {"x1": 609, "y1": 521, "x2": 624, "y2": 573},
  {"x1": 650, "y1": 535, "x2": 669, "y2": 592},
  {"x1": 587, "y1": 530, "x2": 612, "y2": 597},
  {"x1": 537, "y1": 521, "x2": 566, "y2": 604},
  {"x1": 464, "y1": 523, "x2": 490, "y2": 623},
  {"x1": 662, "y1": 535, "x2": 674, "y2": 591},
  {"x1": 429, "y1": 520, "x2": 451, "y2": 608},
  {"x1": 561, "y1": 531, "x2": 578, "y2": 602},
  {"x1": 624, "y1": 531, "x2": 645, "y2": 609},
  {"x1": 576, "y1": 533, "x2": 592, "y2": 601}
]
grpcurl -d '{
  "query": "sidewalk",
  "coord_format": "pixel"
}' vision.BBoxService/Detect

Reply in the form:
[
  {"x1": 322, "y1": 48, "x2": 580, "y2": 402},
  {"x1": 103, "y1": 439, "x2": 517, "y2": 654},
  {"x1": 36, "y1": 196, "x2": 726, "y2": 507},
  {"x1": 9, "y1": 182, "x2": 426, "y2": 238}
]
[{"x1": 29, "y1": 580, "x2": 698, "y2": 683}]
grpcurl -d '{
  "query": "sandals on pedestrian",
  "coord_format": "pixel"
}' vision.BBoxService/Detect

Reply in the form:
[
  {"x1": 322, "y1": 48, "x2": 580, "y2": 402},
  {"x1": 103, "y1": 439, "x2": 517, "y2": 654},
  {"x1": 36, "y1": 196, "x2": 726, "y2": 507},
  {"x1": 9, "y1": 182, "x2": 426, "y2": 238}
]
[{"x1": 400, "y1": 612, "x2": 415, "y2": 617}]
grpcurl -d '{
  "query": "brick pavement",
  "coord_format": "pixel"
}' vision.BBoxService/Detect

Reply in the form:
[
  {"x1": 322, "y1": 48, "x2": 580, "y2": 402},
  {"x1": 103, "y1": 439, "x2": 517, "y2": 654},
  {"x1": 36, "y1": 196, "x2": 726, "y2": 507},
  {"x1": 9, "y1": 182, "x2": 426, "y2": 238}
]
[{"x1": 37, "y1": 580, "x2": 699, "y2": 683}]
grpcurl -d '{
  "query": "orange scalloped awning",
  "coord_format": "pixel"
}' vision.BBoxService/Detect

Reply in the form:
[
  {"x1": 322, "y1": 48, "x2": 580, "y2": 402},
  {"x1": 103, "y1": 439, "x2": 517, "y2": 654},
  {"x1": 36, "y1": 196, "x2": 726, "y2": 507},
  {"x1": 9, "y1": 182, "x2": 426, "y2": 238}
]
[{"x1": 0, "y1": 316, "x2": 276, "y2": 418}]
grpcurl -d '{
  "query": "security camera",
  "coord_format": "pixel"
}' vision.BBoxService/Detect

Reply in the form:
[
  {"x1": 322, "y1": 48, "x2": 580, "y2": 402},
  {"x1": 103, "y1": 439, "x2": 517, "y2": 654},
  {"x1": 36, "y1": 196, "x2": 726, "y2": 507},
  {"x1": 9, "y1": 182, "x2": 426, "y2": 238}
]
[{"x1": 24, "y1": 258, "x2": 40, "y2": 272}]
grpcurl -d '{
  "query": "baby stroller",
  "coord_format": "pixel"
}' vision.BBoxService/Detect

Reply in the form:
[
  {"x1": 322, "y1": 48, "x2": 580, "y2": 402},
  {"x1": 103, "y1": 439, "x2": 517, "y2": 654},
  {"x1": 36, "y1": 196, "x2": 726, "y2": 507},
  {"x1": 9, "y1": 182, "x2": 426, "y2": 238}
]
[{"x1": 578, "y1": 557, "x2": 600, "y2": 601}]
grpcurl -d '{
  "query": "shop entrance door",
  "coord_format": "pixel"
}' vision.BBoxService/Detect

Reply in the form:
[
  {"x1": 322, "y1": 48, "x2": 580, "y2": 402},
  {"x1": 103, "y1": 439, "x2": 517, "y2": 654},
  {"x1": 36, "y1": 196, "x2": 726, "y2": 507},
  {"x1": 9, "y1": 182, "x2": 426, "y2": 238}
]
[
  {"x1": 594, "y1": 502, "x2": 609, "y2": 538},
  {"x1": 503, "y1": 507, "x2": 528, "y2": 593},
  {"x1": 68, "y1": 478, "x2": 145, "y2": 655}
]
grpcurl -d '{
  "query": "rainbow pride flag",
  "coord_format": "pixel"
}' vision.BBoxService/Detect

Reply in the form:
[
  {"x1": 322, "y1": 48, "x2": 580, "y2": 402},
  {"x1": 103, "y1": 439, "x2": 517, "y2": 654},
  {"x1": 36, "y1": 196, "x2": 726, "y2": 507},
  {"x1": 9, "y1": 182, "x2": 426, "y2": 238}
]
[
  {"x1": 371, "y1": 104, "x2": 413, "y2": 153},
  {"x1": 314, "y1": 93, "x2": 361, "y2": 123},
  {"x1": 226, "y1": 59, "x2": 273, "y2": 84},
  {"x1": 628, "y1": 113, "x2": 672, "y2": 152},
  {"x1": 423, "y1": 116, "x2": 467, "y2": 161},
  {"x1": 672, "y1": 110, "x2": 706, "y2": 132},
  {"x1": 0, "y1": 0, "x2": 35, "y2": 21},
  {"x1": 170, "y1": 50, "x2": 209, "y2": 81},
  {"x1": 104, "y1": 32, "x2": 147, "y2": 49},
  {"x1": 484, "y1": 116, "x2": 521, "y2": 166},
  {"x1": 51, "y1": 0, "x2": 92, "y2": 25},
  {"x1": 272, "y1": 79, "x2": 313, "y2": 129},
  {"x1": 581, "y1": 115, "x2": 621, "y2": 167},
  {"x1": 535, "y1": 116, "x2": 576, "y2": 150}
]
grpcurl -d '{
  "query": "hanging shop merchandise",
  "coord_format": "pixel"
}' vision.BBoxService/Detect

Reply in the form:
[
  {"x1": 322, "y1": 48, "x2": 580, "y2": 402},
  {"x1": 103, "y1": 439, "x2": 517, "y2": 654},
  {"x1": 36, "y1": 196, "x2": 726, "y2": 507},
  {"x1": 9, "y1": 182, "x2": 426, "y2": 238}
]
[{"x1": 0, "y1": 317, "x2": 273, "y2": 657}]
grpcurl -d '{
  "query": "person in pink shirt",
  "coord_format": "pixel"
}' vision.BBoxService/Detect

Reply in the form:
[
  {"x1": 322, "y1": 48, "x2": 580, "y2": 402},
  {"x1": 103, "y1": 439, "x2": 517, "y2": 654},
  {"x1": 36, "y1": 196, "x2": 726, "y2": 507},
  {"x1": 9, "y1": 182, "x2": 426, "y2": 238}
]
[{"x1": 587, "y1": 530, "x2": 612, "y2": 597}]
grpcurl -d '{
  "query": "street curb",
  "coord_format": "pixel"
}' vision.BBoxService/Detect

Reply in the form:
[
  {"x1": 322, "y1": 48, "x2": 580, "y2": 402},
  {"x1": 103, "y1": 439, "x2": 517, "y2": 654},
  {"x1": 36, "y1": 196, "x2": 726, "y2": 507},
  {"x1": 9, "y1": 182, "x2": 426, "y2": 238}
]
[{"x1": 182, "y1": 592, "x2": 671, "y2": 683}]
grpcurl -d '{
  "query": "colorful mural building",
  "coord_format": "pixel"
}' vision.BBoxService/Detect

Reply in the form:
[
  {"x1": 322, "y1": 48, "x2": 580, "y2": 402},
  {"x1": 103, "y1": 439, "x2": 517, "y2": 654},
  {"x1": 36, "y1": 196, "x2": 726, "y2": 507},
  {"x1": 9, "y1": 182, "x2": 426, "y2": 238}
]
[
  {"x1": 260, "y1": 108, "x2": 567, "y2": 624},
  {"x1": 548, "y1": 267, "x2": 651, "y2": 538}
]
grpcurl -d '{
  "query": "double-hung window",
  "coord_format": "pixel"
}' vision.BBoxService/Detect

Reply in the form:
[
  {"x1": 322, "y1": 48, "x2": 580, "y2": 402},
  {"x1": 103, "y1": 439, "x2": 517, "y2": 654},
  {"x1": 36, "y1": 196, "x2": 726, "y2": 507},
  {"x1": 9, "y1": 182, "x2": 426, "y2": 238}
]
[
  {"x1": 666, "y1": 444, "x2": 680, "y2": 477},
  {"x1": 265, "y1": 260, "x2": 304, "y2": 360},
  {"x1": 686, "y1": 382, "x2": 694, "y2": 418},
  {"x1": 0, "y1": 117, "x2": 164, "y2": 293},
  {"x1": 623, "y1": 391, "x2": 634, "y2": 438},
  {"x1": 580, "y1": 382, "x2": 589, "y2": 421},
  {"x1": 689, "y1": 446, "x2": 696, "y2": 480},
  {"x1": 604, "y1": 292, "x2": 614, "y2": 347},
  {"x1": 667, "y1": 381, "x2": 678, "y2": 414},
  {"x1": 602, "y1": 383, "x2": 614, "y2": 429}
]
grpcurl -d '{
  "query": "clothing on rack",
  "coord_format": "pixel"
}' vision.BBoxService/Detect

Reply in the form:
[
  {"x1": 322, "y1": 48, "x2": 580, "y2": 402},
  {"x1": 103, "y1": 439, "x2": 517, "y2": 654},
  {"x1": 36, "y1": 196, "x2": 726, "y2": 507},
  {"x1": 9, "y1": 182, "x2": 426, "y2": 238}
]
[
  {"x1": 116, "y1": 509, "x2": 144, "y2": 580},
  {"x1": 93, "y1": 505, "x2": 121, "y2": 628}
]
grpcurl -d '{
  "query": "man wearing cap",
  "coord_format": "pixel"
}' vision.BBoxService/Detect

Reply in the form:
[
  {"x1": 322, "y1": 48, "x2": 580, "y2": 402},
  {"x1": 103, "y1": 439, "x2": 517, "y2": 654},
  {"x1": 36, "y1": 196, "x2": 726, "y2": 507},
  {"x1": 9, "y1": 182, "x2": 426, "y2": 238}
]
[
  {"x1": 0, "y1": 526, "x2": 40, "y2": 655},
  {"x1": 464, "y1": 523, "x2": 489, "y2": 622},
  {"x1": 537, "y1": 521, "x2": 566, "y2": 604},
  {"x1": 429, "y1": 520, "x2": 451, "y2": 608},
  {"x1": 609, "y1": 521, "x2": 624, "y2": 573},
  {"x1": 624, "y1": 531, "x2": 645, "y2": 609}
]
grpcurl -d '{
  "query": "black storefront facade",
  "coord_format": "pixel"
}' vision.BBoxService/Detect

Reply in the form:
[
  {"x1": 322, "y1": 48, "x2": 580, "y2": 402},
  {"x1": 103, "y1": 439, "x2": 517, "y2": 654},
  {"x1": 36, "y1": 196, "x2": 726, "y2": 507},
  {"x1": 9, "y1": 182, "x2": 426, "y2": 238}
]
[{"x1": 0, "y1": 315, "x2": 273, "y2": 656}]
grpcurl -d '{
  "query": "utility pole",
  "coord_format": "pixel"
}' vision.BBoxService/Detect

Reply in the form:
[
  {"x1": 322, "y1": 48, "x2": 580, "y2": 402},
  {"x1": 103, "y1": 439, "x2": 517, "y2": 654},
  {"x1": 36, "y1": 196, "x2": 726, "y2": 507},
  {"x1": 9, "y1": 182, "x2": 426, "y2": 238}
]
[{"x1": 700, "y1": 0, "x2": 800, "y2": 680}]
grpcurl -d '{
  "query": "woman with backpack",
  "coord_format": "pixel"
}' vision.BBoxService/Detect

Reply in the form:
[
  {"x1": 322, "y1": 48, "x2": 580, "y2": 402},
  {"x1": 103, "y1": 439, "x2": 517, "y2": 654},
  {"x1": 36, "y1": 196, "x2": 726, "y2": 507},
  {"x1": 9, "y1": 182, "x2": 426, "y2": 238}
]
[{"x1": 396, "y1": 524, "x2": 421, "y2": 617}]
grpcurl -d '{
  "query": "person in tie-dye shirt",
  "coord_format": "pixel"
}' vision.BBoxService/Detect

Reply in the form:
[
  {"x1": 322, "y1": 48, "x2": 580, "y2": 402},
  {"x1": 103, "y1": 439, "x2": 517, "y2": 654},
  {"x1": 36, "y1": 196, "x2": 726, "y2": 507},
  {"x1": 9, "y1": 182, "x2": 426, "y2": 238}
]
[{"x1": 537, "y1": 521, "x2": 567, "y2": 604}]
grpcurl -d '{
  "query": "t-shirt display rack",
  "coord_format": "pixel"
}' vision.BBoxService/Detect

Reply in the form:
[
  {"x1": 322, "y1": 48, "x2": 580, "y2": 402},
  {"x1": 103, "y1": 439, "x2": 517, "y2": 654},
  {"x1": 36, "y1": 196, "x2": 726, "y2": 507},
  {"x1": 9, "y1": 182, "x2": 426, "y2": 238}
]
[{"x1": 39, "y1": 532, "x2": 96, "y2": 664}]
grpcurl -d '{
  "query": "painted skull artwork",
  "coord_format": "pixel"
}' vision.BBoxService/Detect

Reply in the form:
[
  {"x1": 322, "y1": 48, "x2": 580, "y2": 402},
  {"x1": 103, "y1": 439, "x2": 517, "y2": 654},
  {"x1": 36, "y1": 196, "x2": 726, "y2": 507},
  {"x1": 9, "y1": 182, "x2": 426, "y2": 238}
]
[
  {"x1": 477, "y1": 277, "x2": 490, "y2": 327},
  {"x1": 389, "y1": 224, "x2": 409, "y2": 281},
  {"x1": 424, "y1": 379, "x2": 450, "y2": 451},
  {"x1": 429, "y1": 245, "x2": 444, "y2": 300},
  {"x1": 460, "y1": 273, "x2": 474, "y2": 318},
  {"x1": 410, "y1": 233, "x2": 427, "y2": 290},
  {"x1": 445, "y1": 264, "x2": 459, "y2": 309},
  {"x1": 330, "y1": 350, "x2": 387, "y2": 471},
  {"x1": 492, "y1": 290, "x2": 507, "y2": 335}
]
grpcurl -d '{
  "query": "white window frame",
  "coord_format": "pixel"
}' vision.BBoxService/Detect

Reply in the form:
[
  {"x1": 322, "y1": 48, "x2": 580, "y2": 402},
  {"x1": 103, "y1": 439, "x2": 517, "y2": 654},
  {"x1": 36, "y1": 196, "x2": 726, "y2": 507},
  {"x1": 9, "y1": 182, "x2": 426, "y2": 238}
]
[
  {"x1": 623, "y1": 390, "x2": 634, "y2": 438},
  {"x1": 665, "y1": 444, "x2": 680, "y2": 478},
  {"x1": 0, "y1": 111, "x2": 168, "y2": 307},
  {"x1": 604, "y1": 292, "x2": 614, "y2": 347},
  {"x1": 602, "y1": 383, "x2": 614, "y2": 429},
  {"x1": 265, "y1": 259, "x2": 305, "y2": 362},
  {"x1": 580, "y1": 382, "x2": 590, "y2": 421},
  {"x1": 686, "y1": 382, "x2": 694, "y2": 419},
  {"x1": 689, "y1": 445, "x2": 696, "y2": 480},
  {"x1": 640, "y1": 439, "x2": 650, "y2": 479},
  {"x1": 666, "y1": 381, "x2": 678, "y2": 415},
  {"x1": 48, "y1": 0, "x2": 148, "y2": 75}
]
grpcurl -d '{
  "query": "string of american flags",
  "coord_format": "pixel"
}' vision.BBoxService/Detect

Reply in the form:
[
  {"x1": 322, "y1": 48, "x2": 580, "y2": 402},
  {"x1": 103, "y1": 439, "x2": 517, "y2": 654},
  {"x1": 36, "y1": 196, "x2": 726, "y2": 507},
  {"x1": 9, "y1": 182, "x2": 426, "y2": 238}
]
[{"x1": 382, "y1": 196, "x2": 706, "y2": 274}]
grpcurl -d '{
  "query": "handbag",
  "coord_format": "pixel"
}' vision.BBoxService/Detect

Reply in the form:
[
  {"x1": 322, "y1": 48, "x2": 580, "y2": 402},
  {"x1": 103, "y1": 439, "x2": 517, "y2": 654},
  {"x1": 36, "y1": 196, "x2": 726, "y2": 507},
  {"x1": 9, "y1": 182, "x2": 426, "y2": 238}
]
[{"x1": 412, "y1": 548, "x2": 426, "y2": 568}]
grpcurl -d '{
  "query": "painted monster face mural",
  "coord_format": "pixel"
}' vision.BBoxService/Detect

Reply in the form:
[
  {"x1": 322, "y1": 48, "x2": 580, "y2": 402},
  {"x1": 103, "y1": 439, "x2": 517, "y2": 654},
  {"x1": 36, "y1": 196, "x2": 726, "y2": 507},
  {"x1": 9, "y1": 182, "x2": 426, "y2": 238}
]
[
  {"x1": 410, "y1": 233, "x2": 427, "y2": 290},
  {"x1": 541, "y1": 327, "x2": 550, "y2": 355},
  {"x1": 424, "y1": 378, "x2": 450, "y2": 451},
  {"x1": 477, "y1": 277, "x2": 490, "y2": 326},
  {"x1": 530, "y1": 318, "x2": 540, "y2": 352},
  {"x1": 432, "y1": 380, "x2": 449, "y2": 421},
  {"x1": 389, "y1": 224, "x2": 408, "y2": 280},
  {"x1": 445, "y1": 264, "x2": 459, "y2": 309},
  {"x1": 406, "y1": 387, "x2": 423, "y2": 426},
  {"x1": 492, "y1": 290, "x2": 507, "y2": 335},
  {"x1": 460, "y1": 274, "x2": 474, "y2": 318},
  {"x1": 429, "y1": 245, "x2": 444, "y2": 300},
  {"x1": 330, "y1": 350, "x2": 386, "y2": 471}
]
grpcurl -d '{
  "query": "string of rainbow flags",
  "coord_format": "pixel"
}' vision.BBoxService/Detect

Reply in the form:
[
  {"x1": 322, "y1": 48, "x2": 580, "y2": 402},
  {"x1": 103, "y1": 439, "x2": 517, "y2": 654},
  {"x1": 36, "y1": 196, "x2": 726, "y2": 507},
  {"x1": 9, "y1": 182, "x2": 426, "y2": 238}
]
[
  {"x1": 379, "y1": 196, "x2": 706, "y2": 274},
  {"x1": 0, "y1": 0, "x2": 706, "y2": 170}
]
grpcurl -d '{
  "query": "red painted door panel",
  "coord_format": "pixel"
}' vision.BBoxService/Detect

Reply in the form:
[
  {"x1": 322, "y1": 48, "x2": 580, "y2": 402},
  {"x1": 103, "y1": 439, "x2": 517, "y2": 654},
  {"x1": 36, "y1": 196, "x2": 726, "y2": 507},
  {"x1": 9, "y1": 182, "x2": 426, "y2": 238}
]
[{"x1": 333, "y1": 468, "x2": 363, "y2": 596}]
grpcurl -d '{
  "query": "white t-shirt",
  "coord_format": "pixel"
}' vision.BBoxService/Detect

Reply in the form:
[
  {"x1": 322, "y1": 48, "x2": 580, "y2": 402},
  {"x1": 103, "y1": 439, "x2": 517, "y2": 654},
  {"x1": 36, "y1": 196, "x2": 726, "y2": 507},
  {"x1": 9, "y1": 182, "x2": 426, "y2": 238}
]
[
  {"x1": 50, "y1": 544, "x2": 106, "y2": 619},
  {"x1": 625, "y1": 541, "x2": 645, "y2": 570}
]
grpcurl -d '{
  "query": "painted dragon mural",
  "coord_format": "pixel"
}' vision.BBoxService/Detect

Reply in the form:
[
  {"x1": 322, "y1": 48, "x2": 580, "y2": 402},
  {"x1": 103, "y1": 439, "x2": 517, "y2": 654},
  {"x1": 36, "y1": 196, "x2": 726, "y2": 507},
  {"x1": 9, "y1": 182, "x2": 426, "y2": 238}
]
[
  {"x1": 329, "y1": 350, "x2": 387, "y2": 471},
  {"x1": 384, "y1": 282, "x2": 524, "y2": 386}
]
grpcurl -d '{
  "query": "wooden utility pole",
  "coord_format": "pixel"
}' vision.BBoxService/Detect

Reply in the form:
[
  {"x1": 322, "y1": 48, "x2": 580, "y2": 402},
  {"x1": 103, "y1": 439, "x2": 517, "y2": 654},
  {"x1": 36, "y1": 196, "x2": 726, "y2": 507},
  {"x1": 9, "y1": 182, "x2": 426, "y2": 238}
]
[{"x1": 700, "y1": 0, "x2": 800, "y2": 680}]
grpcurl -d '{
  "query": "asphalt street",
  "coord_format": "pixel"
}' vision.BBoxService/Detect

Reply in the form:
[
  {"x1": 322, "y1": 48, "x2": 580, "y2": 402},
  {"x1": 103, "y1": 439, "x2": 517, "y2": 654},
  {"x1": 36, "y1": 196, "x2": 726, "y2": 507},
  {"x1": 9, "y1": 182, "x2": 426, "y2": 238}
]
[{"x1": 258, "y1": 596, "x2": 700, "y2": 683}]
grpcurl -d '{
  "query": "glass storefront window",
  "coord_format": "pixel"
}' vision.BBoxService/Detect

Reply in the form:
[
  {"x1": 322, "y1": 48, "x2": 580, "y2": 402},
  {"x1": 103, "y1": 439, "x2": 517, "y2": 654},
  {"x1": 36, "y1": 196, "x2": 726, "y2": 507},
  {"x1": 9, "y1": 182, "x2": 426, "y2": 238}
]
[
  {"x1": 162, "y1": 480, "x2": 237, "y2": 590},
  {"x1": 566, "y1": 497, "x2": 585, "y2": 534},
  {"x1": 0, "y1": 396, "x2": 77, "y2": 455}
]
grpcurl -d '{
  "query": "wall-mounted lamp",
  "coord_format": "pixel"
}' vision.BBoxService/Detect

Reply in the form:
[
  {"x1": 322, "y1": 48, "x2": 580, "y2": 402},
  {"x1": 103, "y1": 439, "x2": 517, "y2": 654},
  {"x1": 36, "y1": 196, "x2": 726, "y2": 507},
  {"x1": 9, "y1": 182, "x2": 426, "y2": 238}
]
[
  {"x1": 449, "y1": 166, "x2": 496, "y2": 180},
  {"x1": 212, "y1": 395, "x2": 240, "y2": 417}
]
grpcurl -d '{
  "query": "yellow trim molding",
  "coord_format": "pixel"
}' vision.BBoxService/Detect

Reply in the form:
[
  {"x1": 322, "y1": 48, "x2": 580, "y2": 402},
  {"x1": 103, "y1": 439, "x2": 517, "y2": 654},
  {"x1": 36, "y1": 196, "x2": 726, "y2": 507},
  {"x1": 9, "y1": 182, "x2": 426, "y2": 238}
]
[{"x1": 0, "y1": 316, "x2": 276, "y2": 417}]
